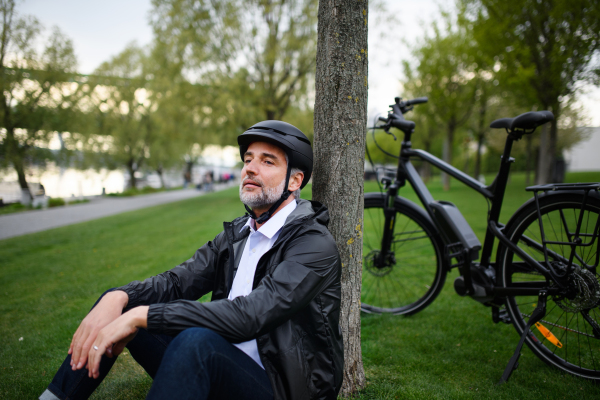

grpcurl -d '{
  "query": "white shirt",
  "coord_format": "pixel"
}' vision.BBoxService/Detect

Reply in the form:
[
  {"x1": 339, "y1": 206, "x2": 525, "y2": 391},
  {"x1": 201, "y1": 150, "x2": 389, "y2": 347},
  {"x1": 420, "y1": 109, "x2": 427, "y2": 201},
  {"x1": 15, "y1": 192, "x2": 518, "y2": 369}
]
[{"x1": 228, "y1": 200, "x2": 297, "y2": 369}]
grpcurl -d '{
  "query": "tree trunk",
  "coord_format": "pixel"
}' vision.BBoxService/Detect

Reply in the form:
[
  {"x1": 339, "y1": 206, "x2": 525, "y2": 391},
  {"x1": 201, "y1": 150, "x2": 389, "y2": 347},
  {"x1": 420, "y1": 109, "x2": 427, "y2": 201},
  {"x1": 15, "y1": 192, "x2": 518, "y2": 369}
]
[
  {"x1": 441, "y1": 125, "x2": 455, "y2": 191},
  {"x1": 127, "y1": 159, "x2": 137, "y2": 189},
  {"x1": 157, "y1": 164, "x2": 166, "y2": 189},
  {"x1": 312, "y1": 0, "x2": 368, "y2": 396},
  {"x1": 474, "y1": 133, "x2": 484, "y2": 179},
  {"x1": 525, "y1": 134, "x2": 532, "y2": 186},
  {"x1": 5, "y1": 127, "x2": 32, "y2": 203},
  {"x1": 535, "y1": 122, "x2": 551, "y2": 185}
]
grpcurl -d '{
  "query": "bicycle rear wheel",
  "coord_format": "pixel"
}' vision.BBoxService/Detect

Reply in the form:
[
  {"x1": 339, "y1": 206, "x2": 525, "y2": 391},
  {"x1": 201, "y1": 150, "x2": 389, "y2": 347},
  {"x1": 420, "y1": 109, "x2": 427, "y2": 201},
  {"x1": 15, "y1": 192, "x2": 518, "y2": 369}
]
[
  {"x1": 498, "y1": 192, "x2": 600, "y2": 380},
  {"x1": 361, "y1": 193, "x2": 446, "y2": 314}
]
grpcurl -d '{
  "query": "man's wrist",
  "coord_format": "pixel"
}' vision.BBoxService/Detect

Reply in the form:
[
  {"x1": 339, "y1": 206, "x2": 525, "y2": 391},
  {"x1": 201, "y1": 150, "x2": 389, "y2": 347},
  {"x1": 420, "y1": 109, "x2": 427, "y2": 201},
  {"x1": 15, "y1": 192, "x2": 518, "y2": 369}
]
[
  {"x1": 129, "y1": 306, "x2": 149, "y2": 329},
  {"x1": 105, "y1": 290, "x2": 129, "y2": 309}
]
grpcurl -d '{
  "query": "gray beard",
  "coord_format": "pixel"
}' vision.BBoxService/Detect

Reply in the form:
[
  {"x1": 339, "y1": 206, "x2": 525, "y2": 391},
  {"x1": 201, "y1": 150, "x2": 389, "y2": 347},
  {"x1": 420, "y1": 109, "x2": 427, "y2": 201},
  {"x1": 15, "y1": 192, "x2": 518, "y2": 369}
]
[{"x1": 239, "y1": 177, "x2": 286, "y2": 209}]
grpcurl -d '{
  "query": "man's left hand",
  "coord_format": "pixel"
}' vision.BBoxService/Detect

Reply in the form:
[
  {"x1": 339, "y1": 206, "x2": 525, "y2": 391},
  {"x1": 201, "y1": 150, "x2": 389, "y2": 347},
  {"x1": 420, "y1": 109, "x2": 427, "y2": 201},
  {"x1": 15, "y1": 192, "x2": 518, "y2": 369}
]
[{"x1": 87, "y1": 306, "x2": 149, "y2": 379}]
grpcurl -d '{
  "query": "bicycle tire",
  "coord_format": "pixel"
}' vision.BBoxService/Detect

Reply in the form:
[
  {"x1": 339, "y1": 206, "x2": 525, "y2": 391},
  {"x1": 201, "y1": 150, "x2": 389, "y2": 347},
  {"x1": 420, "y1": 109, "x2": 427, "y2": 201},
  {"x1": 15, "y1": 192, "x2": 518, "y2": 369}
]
[
  {"x1": 498, "y1": 192, "x2": 600, "y2": 380},
  {"x1": 361, "y1": 192, "x2": 447, "y2": 314}
]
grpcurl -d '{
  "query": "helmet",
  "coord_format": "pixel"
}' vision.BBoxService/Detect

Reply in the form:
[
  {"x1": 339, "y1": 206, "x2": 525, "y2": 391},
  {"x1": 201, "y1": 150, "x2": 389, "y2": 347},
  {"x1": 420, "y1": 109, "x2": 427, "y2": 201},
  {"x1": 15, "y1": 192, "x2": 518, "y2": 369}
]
[{"x1": 237, "y1": 120, "x2": 313, "y2": 188}]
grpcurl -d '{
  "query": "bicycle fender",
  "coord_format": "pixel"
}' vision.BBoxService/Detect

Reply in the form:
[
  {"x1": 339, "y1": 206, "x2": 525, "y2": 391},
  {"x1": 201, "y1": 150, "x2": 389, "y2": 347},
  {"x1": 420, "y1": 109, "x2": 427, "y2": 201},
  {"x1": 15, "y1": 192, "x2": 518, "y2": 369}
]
[{"x1": 364, "y1": 192, "x2": 438, "y2": 233}]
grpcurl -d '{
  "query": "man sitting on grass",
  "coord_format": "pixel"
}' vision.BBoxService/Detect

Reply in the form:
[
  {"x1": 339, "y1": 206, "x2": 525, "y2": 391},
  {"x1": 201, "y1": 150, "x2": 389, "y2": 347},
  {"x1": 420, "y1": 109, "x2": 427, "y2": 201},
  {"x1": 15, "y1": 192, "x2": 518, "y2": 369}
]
[{"x1": 40, "y1": 120, "x2": 343, "y2": 400}]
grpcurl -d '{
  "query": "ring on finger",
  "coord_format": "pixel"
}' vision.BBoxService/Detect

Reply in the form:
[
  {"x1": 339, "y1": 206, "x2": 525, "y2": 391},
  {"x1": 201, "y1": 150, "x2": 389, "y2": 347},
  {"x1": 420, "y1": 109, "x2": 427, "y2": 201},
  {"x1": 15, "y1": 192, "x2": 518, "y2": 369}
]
[{"x1": 93, "y1": 345, "x2": 99, "y2": 351}]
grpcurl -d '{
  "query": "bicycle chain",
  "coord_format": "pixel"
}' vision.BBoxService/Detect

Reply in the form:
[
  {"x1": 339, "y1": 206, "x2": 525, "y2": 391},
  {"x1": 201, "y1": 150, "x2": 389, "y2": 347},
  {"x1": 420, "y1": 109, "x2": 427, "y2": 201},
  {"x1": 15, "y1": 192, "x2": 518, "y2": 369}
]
[{"x1": 520, "y1": 312, "x2": 596, "y2": 339}]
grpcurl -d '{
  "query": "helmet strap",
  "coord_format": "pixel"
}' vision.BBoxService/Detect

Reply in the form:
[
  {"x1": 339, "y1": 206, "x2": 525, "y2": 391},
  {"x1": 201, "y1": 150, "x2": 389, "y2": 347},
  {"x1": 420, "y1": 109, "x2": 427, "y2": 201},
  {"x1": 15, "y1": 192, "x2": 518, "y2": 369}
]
[{"x1": 245, "y1": 153, "x2": 293, "y2": 225}]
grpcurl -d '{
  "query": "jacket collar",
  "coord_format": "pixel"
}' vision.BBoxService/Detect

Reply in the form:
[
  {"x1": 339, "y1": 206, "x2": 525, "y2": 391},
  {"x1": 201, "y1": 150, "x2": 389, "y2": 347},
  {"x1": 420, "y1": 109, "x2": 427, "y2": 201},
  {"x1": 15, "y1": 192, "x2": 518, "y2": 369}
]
[{"x1": 224, "y1": 199, "x2": 330, "y2": 244}]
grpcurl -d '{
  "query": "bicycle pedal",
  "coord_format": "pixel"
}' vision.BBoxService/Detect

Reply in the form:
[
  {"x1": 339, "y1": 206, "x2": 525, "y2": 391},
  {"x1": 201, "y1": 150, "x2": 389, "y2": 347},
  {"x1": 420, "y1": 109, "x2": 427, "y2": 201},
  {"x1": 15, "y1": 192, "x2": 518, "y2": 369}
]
[{"x1": 492, "y1": 306, "x2": 511, "y2": 324}]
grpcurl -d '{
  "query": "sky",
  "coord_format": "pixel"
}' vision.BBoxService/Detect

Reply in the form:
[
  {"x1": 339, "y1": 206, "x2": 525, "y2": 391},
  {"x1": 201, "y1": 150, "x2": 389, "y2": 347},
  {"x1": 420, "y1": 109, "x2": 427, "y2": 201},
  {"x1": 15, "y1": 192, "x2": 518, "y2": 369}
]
[{"x1": 20, "y1": 0, "x2": 600, "y2": 126}]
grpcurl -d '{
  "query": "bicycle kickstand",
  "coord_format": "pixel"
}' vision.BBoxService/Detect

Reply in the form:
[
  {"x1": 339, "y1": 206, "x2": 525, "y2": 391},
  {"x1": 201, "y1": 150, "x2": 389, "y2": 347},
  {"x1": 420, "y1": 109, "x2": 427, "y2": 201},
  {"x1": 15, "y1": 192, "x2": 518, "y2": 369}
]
[{"x1": 497, "y1": 290, "x2": 548, "y2": 385}]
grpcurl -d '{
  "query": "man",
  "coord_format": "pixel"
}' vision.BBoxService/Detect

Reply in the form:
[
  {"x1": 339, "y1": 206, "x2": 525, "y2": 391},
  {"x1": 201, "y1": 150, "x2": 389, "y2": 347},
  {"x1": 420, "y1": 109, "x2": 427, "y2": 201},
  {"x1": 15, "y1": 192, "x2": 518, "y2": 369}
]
[{"x1": 40, "y1": 120, "x2": 344, "y2": 400}]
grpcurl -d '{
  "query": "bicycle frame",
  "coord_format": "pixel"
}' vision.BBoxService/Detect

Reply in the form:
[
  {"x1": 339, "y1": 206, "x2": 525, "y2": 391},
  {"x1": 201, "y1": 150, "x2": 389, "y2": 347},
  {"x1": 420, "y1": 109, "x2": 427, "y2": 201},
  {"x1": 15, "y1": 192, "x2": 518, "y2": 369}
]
[{"x1": 384, "y1": 129, "x2": 574, "y2": 296}]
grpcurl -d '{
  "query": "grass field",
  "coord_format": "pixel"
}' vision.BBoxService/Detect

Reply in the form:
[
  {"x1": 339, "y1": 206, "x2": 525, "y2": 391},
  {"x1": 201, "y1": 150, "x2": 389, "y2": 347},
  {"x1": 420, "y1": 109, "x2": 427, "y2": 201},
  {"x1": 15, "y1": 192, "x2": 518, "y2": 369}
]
[{"x1": 1, "y1": 171, "x2": 599, "y2": 399}]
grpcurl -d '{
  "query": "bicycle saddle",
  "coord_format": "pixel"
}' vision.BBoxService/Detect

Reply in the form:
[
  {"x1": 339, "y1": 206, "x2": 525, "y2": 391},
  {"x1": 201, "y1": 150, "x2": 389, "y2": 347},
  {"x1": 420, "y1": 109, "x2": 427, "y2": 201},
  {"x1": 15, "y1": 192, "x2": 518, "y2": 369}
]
[{"x1": 490, "y1": 110, "x2": 554, "y2": 131}]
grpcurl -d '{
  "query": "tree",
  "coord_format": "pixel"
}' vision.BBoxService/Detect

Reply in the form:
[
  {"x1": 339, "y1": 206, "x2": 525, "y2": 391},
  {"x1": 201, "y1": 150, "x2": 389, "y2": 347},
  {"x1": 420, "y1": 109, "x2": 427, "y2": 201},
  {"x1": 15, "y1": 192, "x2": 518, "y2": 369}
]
[
  {"x1": 403, "y1": 17, "x2": 477, "y2": 190},
  {"x1": 87, "y1": 43, "x2": 154, "y2": 189},
  {"x1": 0, "y1": 0, "x2": 77, "y2": 203},
  {"x1": 150, "y1": 0, "x2": 318, "y2": 136},
  {"x1": 312, "y1": 0, "x2": 368, "y2": 396},
  {"x1": 463, "y1": 0, "x2": 600, "y2": 184}
]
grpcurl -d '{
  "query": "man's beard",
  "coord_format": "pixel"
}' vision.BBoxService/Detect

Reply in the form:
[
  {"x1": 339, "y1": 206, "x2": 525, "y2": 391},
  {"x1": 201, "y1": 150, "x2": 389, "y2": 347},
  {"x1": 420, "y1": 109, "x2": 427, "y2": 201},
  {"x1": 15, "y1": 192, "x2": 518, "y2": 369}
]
[{"x1": 239, "y1": 176, "x2": 285, "y2": 209}]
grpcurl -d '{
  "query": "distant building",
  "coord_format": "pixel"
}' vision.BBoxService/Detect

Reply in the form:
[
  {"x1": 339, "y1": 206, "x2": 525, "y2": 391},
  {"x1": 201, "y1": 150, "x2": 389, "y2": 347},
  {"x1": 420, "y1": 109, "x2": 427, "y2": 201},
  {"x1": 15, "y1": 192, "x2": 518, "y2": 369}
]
[{"x1": 565, "y1": 127, "x2": 600, "y2": 172}]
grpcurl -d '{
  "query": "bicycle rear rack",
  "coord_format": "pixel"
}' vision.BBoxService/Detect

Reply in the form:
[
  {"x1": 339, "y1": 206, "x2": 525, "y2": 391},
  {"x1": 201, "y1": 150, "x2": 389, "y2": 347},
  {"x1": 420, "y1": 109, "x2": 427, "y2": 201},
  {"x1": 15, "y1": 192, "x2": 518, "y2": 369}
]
[{"x1": 527, "y1": 183, "x2": 600, "y2": 280}]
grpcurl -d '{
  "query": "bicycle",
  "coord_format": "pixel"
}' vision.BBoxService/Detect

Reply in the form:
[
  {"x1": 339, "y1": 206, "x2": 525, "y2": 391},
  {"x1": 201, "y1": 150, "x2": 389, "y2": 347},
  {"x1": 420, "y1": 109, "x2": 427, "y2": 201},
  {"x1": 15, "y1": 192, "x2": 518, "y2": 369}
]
[{"x1": 361, "y1": 96, "x2": 600, "y2": 383}]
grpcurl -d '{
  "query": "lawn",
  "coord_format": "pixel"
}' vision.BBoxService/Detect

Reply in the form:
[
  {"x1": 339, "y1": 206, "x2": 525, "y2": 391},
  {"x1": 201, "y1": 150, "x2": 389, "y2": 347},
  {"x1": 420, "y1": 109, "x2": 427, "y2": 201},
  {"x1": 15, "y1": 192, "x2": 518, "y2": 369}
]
[{"x1": 0, "y1": 171, "x2": 599, "y2": 399}]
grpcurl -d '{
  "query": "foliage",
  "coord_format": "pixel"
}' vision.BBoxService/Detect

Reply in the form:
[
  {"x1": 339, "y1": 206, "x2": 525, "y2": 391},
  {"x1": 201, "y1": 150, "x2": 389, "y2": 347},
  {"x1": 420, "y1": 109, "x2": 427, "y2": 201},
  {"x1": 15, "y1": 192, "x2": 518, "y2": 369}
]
[
  {"x1": 403, "y1": 13, "x2": 479, "y2": 189},
  {"x1": 461, "y1": 0, "x2": 600, "y2": 183},
  {"x1": 150, "y1": 0, "x2": 318, "y2": 143},
  {"x1": 48, "y1": 197, "x2": 65, "y2": 207}
]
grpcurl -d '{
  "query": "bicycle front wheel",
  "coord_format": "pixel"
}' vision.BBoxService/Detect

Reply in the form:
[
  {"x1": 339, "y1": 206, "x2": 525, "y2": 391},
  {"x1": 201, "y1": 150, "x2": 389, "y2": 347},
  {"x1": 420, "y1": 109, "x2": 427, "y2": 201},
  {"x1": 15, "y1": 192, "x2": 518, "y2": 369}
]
[
  {"x1": 498, "y1": 192, "x2": 600, "y2": 380},
  {"x1": 361, "y1": 193, "x2": 446, "y2": 315}
]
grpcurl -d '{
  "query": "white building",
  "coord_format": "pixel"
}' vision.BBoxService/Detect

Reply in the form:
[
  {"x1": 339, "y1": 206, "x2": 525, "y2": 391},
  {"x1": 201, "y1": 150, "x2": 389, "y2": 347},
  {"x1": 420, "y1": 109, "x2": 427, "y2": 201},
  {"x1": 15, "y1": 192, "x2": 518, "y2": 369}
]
[{"x1": 565, "y1": 127, "x2": 600, "y2": 172}]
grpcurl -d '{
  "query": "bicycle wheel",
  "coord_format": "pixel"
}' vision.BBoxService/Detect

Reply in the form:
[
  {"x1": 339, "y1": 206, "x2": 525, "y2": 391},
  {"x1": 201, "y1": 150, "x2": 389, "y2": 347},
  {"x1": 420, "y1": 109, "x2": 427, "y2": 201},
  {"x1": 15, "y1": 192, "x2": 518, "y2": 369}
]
[
  {"x1": 361, "y1": 193, "x2": 447, "y2": 314},
  {"x1": 498, "y1": 192, "x2": 600, "y2": 380}
]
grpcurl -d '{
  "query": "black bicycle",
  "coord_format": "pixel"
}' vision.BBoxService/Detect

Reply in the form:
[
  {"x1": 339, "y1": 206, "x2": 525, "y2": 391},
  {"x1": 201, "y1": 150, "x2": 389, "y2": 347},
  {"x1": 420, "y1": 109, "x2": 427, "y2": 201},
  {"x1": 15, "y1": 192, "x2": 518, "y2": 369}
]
[{"x1": 361, "y1": 96, "x2": 600, "y2": 383}]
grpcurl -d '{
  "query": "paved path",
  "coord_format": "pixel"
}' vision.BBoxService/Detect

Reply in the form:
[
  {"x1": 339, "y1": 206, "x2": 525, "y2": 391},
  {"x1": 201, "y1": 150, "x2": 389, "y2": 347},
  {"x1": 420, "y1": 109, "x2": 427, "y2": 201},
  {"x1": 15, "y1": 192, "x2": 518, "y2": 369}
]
[{"x1": 0, "y1": 184, "x2": 234, "y2": 241}]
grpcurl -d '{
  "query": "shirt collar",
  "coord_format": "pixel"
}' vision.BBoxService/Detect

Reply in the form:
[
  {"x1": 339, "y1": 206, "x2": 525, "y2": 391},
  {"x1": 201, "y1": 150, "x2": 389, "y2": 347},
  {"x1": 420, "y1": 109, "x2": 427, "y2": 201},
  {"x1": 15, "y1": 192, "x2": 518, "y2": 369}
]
[{"x1": 241, "y1": 200, "x2": 297, "y2": 239}]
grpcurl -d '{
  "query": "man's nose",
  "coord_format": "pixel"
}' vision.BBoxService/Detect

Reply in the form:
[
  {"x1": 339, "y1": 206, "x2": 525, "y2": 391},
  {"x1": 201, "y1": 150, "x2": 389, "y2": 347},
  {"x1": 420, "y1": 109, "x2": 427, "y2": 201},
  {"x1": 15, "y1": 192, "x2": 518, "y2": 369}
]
[{"x1": 243, "y1": 159, "x2": 259, "y2": 175}]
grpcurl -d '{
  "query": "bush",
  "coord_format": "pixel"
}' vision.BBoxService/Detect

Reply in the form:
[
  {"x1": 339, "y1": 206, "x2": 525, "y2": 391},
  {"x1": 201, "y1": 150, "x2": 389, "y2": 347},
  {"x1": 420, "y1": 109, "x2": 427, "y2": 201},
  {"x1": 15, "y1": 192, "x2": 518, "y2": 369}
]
[
  {"x1": 0, "y1": 202, "x2": 26, "y2": 215},
  {"x1": 108, "y1": 186, "x2": 163, "y2": 197},
  {"x1": 48, "y1": 197, "x2": 66, "y2": 207}
]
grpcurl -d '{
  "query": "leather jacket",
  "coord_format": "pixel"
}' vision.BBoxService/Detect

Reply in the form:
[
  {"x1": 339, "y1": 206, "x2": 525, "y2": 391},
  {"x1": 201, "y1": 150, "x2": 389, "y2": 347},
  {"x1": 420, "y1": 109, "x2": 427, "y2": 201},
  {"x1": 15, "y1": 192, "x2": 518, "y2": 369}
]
[{"x1": 119, "y1": 199, "x2": 344, "y2": 400}]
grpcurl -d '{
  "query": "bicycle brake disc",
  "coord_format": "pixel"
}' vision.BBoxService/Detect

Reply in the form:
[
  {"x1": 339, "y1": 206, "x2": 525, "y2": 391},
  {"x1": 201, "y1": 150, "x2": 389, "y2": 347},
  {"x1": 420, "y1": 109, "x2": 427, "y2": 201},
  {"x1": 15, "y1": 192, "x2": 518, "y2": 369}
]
[{"x1": 554, "y1": 266, "x2": 600, "y2": 313}]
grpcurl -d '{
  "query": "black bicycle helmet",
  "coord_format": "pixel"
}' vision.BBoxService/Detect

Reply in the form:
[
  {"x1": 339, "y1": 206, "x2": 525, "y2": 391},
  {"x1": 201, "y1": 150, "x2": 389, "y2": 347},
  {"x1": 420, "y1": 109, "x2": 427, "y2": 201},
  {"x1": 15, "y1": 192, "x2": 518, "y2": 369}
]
[{"x1": 238, "y1": 120, "x2": 313, "y2": 223}]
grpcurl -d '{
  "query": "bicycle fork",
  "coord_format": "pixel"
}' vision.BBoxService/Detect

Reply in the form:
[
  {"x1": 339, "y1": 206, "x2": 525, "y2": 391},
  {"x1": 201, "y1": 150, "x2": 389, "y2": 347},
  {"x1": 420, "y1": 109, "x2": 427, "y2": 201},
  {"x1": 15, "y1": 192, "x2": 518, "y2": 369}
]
[
  {"x1": 498, "y1": 290, "x2": 548, "y2": 384},
  {"x1": 377, "y1": 190, "x2": 398, "y2": 268}
]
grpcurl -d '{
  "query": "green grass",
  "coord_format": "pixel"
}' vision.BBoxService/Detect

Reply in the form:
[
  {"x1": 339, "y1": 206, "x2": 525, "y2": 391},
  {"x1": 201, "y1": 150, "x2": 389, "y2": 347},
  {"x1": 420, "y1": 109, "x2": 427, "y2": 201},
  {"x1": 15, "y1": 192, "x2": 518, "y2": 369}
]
[{"x1": 1, "y1": 171, "x2": 599, "y2": 399}]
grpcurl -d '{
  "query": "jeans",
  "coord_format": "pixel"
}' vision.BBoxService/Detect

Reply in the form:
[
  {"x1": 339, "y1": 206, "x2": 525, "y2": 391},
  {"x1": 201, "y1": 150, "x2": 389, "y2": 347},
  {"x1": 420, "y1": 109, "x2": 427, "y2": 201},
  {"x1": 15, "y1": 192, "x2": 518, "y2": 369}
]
[{"x1": 41, "y1": 292, "x2": 273, "y2": 400}]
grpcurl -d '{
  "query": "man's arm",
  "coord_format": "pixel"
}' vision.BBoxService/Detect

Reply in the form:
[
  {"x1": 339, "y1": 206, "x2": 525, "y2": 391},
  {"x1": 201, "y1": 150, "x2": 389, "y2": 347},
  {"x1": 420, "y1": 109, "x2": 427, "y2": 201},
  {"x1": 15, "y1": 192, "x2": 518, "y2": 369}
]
[
  {"x1": 69, "y1": 290, "x2": 129, "y2": 371},
  {"x1": 71, "y1": 232, "x2": 223, "y2": 370},
  {"x1": 118, "y1": 235, "x2": 223, "y2": 310},
  {"x1": 146, "y1": 227, "x2": 340, "y2": 342}
]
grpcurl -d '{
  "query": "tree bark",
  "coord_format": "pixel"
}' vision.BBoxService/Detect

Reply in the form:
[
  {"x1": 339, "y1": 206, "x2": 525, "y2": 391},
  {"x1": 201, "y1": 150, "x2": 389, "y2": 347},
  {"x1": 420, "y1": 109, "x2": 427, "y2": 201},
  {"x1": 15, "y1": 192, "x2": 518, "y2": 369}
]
[{"x1": 313, "y1": 0, "x2": 368, "y2": 396}]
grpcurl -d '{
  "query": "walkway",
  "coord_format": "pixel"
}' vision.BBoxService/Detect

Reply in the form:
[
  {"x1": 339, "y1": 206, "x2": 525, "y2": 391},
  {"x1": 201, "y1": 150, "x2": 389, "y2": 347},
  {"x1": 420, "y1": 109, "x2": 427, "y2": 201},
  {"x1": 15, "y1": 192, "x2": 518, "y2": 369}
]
[{"x1": 0, "y1": 184, "x2": 234, "y2": 241}]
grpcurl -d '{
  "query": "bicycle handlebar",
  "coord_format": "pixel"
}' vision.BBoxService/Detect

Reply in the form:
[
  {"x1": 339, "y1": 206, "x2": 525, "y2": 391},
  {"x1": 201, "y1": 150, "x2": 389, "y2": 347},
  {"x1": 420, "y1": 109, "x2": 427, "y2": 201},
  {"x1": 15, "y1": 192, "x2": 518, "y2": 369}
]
[
  {"x1": 404, "y1": 97, "x2": 428, "y2": 106},
  {"x1": 371, "y1": 96, "x2": 427, "y2": 134}
]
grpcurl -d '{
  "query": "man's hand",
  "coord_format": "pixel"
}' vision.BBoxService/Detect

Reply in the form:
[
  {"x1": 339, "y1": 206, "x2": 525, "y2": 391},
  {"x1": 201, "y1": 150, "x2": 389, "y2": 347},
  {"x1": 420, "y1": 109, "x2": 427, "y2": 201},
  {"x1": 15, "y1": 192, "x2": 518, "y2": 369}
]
[
  {"x1": 69, "y1": 290, "x2": 129, "y2": 371},
  {"x1": 87, "y1": 306, "x2": 149, "y2": 379}
]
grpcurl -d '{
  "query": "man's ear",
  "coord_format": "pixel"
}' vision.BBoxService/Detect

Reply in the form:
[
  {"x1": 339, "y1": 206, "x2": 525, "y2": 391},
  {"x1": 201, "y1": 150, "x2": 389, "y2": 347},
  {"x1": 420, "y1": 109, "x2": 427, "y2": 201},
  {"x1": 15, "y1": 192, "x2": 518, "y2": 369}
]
[{"x1": 288, "y1": 171, "x2": 304, "y2": 192}]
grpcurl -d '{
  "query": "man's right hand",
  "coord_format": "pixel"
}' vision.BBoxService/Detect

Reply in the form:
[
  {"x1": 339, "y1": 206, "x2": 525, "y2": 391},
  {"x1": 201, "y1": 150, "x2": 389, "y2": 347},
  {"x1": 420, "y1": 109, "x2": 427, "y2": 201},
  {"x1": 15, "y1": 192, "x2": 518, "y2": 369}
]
[{"x1": 69, "y1": 290, "x2": 129, "y2": 371}]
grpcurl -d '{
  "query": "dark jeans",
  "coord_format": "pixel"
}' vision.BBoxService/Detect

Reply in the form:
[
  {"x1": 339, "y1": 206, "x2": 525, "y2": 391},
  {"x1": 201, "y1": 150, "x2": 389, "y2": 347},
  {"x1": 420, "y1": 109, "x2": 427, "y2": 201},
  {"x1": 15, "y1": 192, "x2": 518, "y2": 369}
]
[{"x1": 43, "y1": 293, "x2": 273, "y2": 400}]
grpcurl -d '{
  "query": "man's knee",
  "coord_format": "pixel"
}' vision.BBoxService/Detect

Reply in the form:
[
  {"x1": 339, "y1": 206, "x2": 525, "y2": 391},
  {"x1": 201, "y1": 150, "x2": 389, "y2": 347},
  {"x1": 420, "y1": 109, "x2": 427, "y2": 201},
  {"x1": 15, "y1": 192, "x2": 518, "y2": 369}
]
[{"x1": 168, "y1": 328, "x2": 226, "y2": 361}]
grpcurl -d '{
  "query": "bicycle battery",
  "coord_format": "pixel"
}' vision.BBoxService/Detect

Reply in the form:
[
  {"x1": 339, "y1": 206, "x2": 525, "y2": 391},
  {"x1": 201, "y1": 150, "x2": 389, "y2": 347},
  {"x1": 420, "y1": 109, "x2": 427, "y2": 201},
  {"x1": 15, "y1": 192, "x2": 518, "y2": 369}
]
[{"x1": 430, "y1": 201, "x2": 481, "y2": 260}]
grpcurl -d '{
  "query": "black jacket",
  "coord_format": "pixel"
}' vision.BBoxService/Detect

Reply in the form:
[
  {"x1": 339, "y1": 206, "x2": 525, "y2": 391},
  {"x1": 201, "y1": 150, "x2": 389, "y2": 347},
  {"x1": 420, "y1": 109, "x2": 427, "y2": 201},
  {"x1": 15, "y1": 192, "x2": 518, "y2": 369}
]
[{"x1": 119, "y1": 199, "x2": 344, "y2": 400}]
